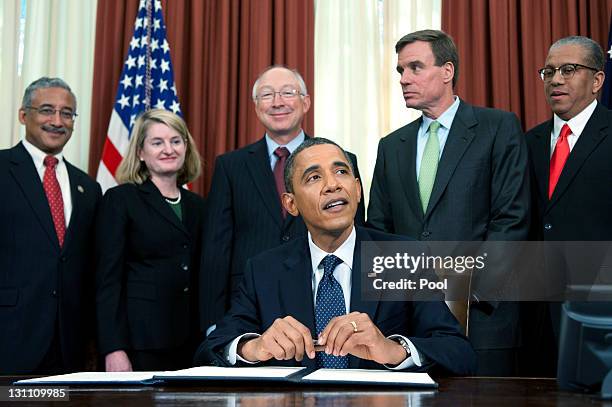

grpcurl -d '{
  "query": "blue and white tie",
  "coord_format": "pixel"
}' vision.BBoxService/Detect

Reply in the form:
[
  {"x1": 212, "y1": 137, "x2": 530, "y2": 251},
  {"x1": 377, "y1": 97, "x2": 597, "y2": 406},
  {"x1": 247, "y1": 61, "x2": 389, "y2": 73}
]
[{"x1": 315, "y1": 254, "x2": 348, "y2": 368}]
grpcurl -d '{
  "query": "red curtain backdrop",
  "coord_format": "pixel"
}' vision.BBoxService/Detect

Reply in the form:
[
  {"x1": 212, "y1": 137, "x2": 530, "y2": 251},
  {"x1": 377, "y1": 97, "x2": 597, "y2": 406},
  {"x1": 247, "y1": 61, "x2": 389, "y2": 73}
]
[
  {"x1": 89, "y1": 0, "x2": 315, "y2": 195},
  {"x1": 442, "y1": 0, "x2": 612, "y2": 131}
]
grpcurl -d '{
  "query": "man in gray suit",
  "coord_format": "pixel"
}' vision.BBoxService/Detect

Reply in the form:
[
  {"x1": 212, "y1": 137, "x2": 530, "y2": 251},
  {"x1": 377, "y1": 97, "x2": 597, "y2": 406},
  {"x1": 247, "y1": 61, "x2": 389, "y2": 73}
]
[{"x1": 367, "y1": 29, "x2": 530, "y2": 376}]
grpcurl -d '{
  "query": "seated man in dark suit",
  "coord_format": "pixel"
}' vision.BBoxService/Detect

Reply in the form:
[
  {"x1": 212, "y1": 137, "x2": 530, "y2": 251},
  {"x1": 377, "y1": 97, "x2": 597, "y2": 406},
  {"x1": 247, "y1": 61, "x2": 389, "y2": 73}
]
[{"x1": 195, "y1": 137, "x2": 476, "y2": 374}]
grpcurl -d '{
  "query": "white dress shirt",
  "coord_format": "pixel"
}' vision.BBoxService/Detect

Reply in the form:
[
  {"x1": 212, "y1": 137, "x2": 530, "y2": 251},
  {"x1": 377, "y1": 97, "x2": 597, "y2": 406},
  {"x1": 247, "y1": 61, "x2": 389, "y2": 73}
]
[
  {"x1": 550, "y1": 99, "x2": 598, "y2": 157},
  {"x1": 224, "y1": 227, "x2": 425, "y2": 370},
  {"x1": 22, "y1": 139, "x2": 72, "y2": 227}
]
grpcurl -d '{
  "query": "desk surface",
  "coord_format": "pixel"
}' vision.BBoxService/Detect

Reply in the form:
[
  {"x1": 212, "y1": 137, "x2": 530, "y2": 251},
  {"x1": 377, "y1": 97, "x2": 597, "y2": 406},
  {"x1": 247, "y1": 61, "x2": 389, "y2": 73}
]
[{"x1": 1, "y1": 376, "x2": 609, "y2": 406}]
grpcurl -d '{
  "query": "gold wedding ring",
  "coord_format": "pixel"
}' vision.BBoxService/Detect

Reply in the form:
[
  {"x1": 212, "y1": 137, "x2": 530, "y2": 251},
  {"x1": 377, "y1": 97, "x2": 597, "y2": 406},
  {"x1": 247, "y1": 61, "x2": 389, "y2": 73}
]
[{"x1": 350, "y1": 320, "x2": 358, "y2": 333}]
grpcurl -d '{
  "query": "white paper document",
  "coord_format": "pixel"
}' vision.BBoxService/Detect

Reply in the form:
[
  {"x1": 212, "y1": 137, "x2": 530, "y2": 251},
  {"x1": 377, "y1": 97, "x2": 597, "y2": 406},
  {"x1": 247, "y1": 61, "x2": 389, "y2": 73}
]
[
  {"x1": 15, "y1": 367, "x2": 433, "y2": 387},
  {"x1": 15, "y1": 371, "x2": 164, "y2": 385},
  {"x1": 155, "y1": 366, "x2": 305, "y2": 379},
  {"x1": 301, "y1": 369, "x2": 437, "y2": 387}
]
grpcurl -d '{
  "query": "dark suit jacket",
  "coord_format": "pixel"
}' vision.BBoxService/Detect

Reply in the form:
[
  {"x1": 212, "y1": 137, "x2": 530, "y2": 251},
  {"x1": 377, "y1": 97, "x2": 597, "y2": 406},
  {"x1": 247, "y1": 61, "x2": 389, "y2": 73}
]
[
  {"x1": 367, "y1": 100, "x2": 530, "y2": 354},
  {"x1": 95, "y1": 179, "x2": 205, "y2": 356},
  {"x1": 195, "y1": 227, "x2": 476, "y2": 375},
  {"x1": 522, "y1": 103, "x2": 612, "y2": 376},
  {"x1": 526, "y1": 102, "x2": 612, "y2": 241},
  {"x1": 200, "y1": 136, "x2": 366, "y2": 328},
  {"x1": 526, "y1": 103, "x2": 612, "y2": 293},
  {"x1": 0, "y1": 142, "x2": 101, "y2": 374}
]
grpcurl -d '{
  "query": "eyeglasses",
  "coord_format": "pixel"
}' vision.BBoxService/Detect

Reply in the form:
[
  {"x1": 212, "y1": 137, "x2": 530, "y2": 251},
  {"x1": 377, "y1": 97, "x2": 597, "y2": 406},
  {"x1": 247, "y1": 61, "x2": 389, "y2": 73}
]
[
  {"x1": 538, "y1": 63, "x2": 599, "y2": 82},
  {"x1": 26, "y1": 105, "x2": 78, "y2": 121},
  {"x1": 255, "y1": 88, "x2": 303, "y2": 102}
]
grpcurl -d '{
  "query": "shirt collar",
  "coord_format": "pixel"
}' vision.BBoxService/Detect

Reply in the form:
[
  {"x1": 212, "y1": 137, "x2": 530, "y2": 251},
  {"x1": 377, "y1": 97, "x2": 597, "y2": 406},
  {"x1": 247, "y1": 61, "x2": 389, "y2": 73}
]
[
  {"x1": 553, "y1": 99, "x2": 598, "y2": 137},
  {"x1": 265, "y1": 130, "x2": 306, "y2": 159},
  {"x1": 308, "y1": 226, "x2": 356, "y2": 273},
  {"x1": 22, "y1": 138, "x2": 64, "y2": 170},
  {"x1": 421, "y1": 96, "x2": 461, "y2": 132}
]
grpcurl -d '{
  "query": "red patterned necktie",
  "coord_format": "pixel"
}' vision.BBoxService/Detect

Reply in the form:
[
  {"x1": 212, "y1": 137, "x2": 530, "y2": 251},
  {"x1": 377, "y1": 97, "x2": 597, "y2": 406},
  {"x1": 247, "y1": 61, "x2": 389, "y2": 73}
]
[
  {"x1": 548, "y1": 124, "x2": 571, "y2": 199},
  {"x1": 273, "y1": 147, "x2": 290, "y2": 218},
  {"x1": 43, "y1": 155, "x2": 66, "y2": 247}
]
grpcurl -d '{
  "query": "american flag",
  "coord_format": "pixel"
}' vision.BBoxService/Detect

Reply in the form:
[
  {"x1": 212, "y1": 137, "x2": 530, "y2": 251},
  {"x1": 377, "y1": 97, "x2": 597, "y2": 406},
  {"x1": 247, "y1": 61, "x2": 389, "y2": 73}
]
[
  {"x1": 96, "y1": 0, "x2": 182, "y2": 192},
  {"x1": 602, "y1": 14, "x2": 612, "y2": 109}
]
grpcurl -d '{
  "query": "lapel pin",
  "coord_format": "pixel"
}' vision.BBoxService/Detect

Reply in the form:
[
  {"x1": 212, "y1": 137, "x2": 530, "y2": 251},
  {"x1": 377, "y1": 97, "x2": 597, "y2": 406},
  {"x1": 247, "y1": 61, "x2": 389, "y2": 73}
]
[{"x1": 77, "y1": 185, "x2": 84, "y2": 193}]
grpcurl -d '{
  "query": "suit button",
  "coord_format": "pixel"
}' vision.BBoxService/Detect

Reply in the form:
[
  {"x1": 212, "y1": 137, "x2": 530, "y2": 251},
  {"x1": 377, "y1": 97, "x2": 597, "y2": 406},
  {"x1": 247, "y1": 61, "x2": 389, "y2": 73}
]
[
  {"x1": 60, "y1": 256, "x2": 67, "y2": 262},
  {"x1": 421, "y1": 231, "x2": 431, "y2": 238},
  {"x1": 183, "y1": 244, "x2": 188, "y2": 249},
  {"x1": 181, "y1": 264, "x2": 189, "y2": 271},
  {"x1": 282, "y1": 235, "x2": 290, "y2": 242},
  {"x1": 183, "y1": 287, "x2": 189, "y2": 293},
  {"x1": 51, "y1": 290, "x2": 58, "y2": 297},
  {"x1": 544, "y1": 223, "x2": 552, "y2": 231}
]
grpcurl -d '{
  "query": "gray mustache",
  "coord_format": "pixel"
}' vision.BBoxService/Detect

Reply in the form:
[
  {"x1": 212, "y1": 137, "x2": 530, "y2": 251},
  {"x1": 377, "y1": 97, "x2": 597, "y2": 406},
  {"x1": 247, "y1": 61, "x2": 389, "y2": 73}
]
[{"x1": 42, "y1": 125, "x2": 67, "y2": 134}]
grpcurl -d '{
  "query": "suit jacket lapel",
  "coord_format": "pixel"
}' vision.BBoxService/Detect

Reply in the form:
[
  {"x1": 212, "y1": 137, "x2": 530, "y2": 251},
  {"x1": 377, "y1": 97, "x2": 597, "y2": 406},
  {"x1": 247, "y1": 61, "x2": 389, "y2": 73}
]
[
  {"x1": 9, "y1": 143, "x2": 59, "y2": 249},
  {"x1": 350, "y1": 228, "x2": 380, "y2": 321},
  {"x1": 548, "y1": 104, "x2": 609, "y2": 209},
  {"x1": 531, "y1": 121, "x2": 553, "y2": 209},
  {"x1": 180, "y1": 190, "x2": 199, "y2": 237},
  {"x1": 62, "y1": 162, "x2": 85, "y2": 251},
  {"x1": 426, "y1": 100, "x2": 476, "y2": 217},
  {"x1": 348, "y1": 228, "x2": 381, "y2": 368},
  {"x1": 245, "y1": 138, "x2": 283, "y2": 228},
  {"x1": 138, "y1": 179, "x2": 188, "y2": 235},
  {"x1": 397, "y1": 120, "x2": 425, "y2": 219},
  {"x1": 278, "y1": 239, "x2": 317, "y2": 369},
  {"x1": 279, "y1": 241, "x2": 316, "y2": 334}
]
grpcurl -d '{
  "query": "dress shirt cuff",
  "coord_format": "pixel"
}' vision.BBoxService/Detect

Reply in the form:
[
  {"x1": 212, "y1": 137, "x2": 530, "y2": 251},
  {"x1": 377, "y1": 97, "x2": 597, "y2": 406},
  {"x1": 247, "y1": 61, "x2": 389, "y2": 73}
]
[
  {"x1": 224, "y1": 333, "x2": 261, "y2": 365},
  {"x1": 384, "y1": 335, "x2": 425, "y2": 370},
  {"x1": 206, "y1": 324, "x2": 217, "y2": 337}
]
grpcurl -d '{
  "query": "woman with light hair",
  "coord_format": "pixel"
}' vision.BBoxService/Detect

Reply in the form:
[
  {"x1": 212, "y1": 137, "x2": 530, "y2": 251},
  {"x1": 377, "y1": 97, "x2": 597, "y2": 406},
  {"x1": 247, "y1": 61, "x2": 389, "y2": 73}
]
[{"x1": 95, "y1": 109, "x2": 205, "y2": 371}]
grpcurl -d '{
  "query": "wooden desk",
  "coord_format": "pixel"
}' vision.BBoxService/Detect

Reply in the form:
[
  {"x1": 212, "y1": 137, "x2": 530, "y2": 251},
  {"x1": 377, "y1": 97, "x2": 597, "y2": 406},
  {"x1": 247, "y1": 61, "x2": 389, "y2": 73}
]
[{"x1": 1, "y1": 376, "x2": 610, "y2": 406}]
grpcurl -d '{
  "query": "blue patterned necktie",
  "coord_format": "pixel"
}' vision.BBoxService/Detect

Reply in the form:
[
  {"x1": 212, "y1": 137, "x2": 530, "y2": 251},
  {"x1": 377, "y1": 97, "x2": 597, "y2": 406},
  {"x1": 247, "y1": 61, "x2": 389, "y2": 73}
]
[{"x1": 315, "y1": 254, "x2": 348, "y2": 368}]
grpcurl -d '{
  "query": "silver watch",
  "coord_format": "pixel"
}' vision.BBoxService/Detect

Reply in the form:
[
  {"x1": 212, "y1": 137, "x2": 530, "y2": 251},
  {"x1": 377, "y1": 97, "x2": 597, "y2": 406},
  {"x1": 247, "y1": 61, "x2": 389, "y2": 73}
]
[{"x1": 395, "y1": 337, "x2": 411, "y2": 357}]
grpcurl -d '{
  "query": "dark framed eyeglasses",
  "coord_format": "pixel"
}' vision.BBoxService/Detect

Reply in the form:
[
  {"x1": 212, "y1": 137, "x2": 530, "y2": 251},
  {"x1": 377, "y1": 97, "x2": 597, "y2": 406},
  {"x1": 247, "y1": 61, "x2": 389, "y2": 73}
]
[
  {"x1": 26, "y1": 105, "x2": 78, "y2": 121},
  {"x1": 538, "y1": 63, "x2": 599, "y2": 82}
]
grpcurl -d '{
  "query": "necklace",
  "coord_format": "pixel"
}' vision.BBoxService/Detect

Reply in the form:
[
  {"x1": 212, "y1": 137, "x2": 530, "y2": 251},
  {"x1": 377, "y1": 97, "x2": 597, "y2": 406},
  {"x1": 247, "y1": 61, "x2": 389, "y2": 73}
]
[{"x1": 164, "y1": 190, "x2": 181, "y2": 204}]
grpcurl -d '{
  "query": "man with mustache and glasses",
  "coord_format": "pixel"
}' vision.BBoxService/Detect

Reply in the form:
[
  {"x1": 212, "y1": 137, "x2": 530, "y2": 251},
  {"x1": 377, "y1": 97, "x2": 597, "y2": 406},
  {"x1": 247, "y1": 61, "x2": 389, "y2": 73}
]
[
  {"x1": 528, "y1": 36, "x2": 610, "y2": 244},
  {"x1": 0, "y1": 77, "x2": 101, "y2": 374},
  {"x1": 200, "y1": 66, "x2": 365, "y2": 335},
  {"x1": 523, "y1": 36, "x2": 611, "y2": 376}
]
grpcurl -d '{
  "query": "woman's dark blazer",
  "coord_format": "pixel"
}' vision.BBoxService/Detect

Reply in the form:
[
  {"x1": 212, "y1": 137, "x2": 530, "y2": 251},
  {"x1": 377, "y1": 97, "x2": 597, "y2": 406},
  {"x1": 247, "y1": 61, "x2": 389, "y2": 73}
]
[{"x1": 95, "y1": 179, "x2": 205, "y2": 356}]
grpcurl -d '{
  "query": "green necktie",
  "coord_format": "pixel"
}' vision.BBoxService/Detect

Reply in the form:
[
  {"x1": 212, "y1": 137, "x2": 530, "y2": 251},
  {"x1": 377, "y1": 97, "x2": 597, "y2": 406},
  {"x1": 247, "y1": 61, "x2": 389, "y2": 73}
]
[{"x1": 418, "y1": 120, "x2": 441, "y2": 212}]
